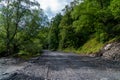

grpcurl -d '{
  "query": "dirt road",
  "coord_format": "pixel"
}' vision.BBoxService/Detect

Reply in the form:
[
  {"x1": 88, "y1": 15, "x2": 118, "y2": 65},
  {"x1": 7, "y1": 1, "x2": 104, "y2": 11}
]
[{"x1": 0, "y1": 50, "x2": 120, "y2": 80}]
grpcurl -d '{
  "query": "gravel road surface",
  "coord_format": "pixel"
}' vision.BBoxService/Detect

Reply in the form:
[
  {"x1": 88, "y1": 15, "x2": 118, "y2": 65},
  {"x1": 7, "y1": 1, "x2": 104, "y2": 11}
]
[{"x1": 0, "y1": 50, "x2": 120, "y2": 80}]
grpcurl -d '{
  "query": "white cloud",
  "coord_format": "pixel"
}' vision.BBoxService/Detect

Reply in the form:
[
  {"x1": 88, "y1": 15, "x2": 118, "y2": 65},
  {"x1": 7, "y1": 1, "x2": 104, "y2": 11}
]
[{"x1": 37, "y1": 0, "x2": 73, "y2": 19}]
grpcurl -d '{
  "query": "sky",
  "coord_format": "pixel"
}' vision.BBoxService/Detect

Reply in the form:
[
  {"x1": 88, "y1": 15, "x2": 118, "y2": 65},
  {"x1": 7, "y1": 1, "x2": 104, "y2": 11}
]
[{"x1": 37, "y1": 0, "x2": 73, "y2": 19}]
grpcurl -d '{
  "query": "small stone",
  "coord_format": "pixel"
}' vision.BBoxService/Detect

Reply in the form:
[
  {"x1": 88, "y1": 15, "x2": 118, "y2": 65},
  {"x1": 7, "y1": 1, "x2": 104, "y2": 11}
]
[
  {"x1": 104, "y1": 44, "x2": 112, "y2": 50},
  {"x1": 2, "y1": 72, "x2": 9, "y2": 75}
]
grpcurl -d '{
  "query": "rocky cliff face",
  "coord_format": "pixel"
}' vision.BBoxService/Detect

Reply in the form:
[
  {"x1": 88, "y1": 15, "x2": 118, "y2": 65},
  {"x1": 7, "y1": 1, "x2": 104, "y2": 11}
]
[{"x1": 97, "y1": 42, "x2": 120, "y2": 61}]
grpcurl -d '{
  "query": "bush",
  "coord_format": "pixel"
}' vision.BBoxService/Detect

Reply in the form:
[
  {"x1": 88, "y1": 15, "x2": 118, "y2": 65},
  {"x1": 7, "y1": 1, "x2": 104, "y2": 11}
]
[
  {"x1": 17, "y1": 38, "x2": 42, "y2": 59},
  {"x1": 19, "y1": 38, "x2": 42, "y2": 55},
  {"x1": 97, "y1": 32, "x2": 109, "y2": 43}
]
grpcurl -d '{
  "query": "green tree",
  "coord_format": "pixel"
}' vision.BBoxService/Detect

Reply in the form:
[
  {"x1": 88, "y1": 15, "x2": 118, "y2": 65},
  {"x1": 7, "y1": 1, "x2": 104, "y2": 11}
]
[
  {"x1": 48, "y1": 13, "x2": 62, "y2": 50},
  {"x1": 109, "y1": 0, "x2": 120, "y2": 19},
  {"x1": 0, "y1": 0, "x2": 47, "y2": 56}
]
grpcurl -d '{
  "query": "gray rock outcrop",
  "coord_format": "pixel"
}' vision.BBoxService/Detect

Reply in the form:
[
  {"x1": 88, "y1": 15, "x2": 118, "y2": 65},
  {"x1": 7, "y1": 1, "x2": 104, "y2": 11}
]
[{"x1": 99, "y1": 42, "x2": 120, "y2": 61}]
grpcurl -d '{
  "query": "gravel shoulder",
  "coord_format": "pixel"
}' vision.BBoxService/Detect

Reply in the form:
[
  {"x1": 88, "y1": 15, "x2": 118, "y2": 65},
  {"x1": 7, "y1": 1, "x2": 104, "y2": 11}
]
[{"x1": 0, "y1": 50, "x2": 120, "y2": 80}]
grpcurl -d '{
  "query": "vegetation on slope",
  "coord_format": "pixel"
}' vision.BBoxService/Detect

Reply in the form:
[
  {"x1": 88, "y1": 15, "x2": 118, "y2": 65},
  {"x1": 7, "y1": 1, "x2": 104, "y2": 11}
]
[
  {"x1": 77, "y1": 37, "x2": 104, "y2": 54},
  {"x1": 48, "y1": 0, "x2": 120, "y2": 54}
]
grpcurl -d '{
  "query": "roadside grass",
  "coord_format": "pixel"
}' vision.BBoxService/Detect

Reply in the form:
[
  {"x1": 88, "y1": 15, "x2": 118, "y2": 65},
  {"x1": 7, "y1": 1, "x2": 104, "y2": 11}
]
[
  {"x1": 63, "y1": 47, "x2": 76, "y2": 53},
  {"x1": 17, "y1": 54, "x2": 41, "y2": 60},
  {"x1": 107, "y1": 36, "x2": 120, "y2": 43},
  {"x1": 76, "y1": 38, "x2": 104, "y2": 54},
  {"x1": 62, "y1": 37, "x2": 104, "y2": 55},
  {"x1": 12, "y1": 51, "x2": 42, "y2": 60}
]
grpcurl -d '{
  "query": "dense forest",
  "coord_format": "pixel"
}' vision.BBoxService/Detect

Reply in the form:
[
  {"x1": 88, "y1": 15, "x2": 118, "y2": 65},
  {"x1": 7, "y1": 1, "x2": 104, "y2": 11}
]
[
  {"x1": 0, "y1": 0, "x2": 120, "y2": 57},
  {"x1": 48, "y1": 0, "x2": 120, "y2": 54}
]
